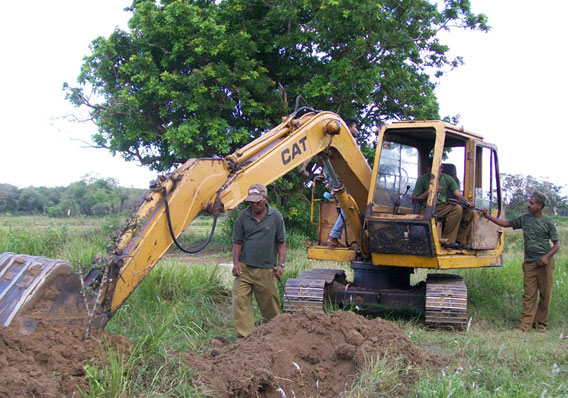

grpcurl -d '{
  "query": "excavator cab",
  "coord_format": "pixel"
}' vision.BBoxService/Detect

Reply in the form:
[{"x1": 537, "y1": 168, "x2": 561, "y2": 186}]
[
  {"x1": 298, "y1": 120, "x2": 504, "y2": 327},
  {"x1": 367, "y1": 120, "x2": 504, "y2": 263}
]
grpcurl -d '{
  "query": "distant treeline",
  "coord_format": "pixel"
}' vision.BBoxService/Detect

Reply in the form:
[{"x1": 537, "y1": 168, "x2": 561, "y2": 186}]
[
  {"x1": 0, "y1": 178, "x2": 146, "y2": 217},
  {"x1": 501, "y1": 173, "x2": 568, "y2": 217},
  {"x1": 2, "y1": 174, "x2": 566, "y2": 219}
]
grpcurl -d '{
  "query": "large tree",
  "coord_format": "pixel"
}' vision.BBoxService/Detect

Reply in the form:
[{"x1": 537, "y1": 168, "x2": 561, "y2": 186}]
[
  {"x1": 501, "y1": 173, "x2": 567, "y2": 216},
  {"x1": 67, "y1": 0, "x2": 488, "y2": 171}
]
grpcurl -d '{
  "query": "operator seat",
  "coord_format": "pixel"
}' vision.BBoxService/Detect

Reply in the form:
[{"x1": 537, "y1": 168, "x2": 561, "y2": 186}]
[{"x1": 442, "y1": 163, "x2": 459, "y2": 200}]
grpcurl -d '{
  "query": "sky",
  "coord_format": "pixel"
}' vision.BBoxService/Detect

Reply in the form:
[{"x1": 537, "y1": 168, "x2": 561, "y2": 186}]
[{"x1": 1, "y1": 0, "x2": 567, "y2": 190}]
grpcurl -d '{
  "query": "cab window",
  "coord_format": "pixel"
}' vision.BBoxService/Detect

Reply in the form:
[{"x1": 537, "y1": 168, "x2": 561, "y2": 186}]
[
  {"x1": 374, "y1": 141, "x2": 419, "y2": 209},
  {"x1": 475, "y1": 146, "x2": 500, "y2": 211}
]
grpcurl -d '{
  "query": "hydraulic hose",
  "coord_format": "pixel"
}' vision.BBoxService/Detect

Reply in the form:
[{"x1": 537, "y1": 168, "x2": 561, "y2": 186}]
[{"x1": 163, "y1": 188, "x2": 220, "y2": 254}]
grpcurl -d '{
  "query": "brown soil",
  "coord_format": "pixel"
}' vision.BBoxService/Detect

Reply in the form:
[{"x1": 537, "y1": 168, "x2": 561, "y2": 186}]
[
  {"x1": 182, "y1": 309, "x2": 443, "y2": 398},
  {"x1": 0, "y1": 307, "x2": 440, "y2": 397},
  {"x1": 0, "y1": 323, "x2": 130, "y2": 398}
]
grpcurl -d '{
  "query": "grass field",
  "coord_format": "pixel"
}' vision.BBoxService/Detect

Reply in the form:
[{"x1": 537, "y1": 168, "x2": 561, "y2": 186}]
[{"x1": 1, "y1": 214, "x2": 567, "y2": 397}]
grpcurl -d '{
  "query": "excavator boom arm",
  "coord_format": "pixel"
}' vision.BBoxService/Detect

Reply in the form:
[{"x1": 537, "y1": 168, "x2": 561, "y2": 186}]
[
  {"x1": 100, "y1": 111, "x2": 371, "y2": 324},
  {"x1": 0, "y1": 110, "x2": 371, "y2": 331}
]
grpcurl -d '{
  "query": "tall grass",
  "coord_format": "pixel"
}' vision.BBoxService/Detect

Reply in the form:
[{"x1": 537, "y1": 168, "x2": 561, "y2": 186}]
[
  {"x1": 0, "y1": 215, "x2": 121, "y2": 264},
  {"x1": 345, "y1": 354, "x2": 410, "y2": 397},
  {"x1": 87, "y1": 260, "x2": 232, "y2": 397},
  {"x1": 0, "y1": 225, "x2": 68, "y2": 257},
  {"x1": 106, "y1": 260, "x2": 233, "y2": 351},
  {"x1": 82, "y1": 315, "x2": 208, "y2": 398},
  {"x1": 2, "y1": 215, "x2": 567, "y2": 397}
]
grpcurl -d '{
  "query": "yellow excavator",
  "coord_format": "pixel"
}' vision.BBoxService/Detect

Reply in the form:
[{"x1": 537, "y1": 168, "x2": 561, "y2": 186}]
[{"x1": 0, "y1": 108, "x2": 504, "y2": 333}]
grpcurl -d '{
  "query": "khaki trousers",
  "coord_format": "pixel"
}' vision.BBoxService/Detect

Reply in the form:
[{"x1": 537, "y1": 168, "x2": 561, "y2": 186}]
[
  {"x1": 435, "y1": 203, "x2": 475, "y2": 244},
  {"x1": 518, "y1": 258, "x2": 555, "y2": 330},
  {"x1": 232, "y1": 262, "x2": 280, "y2": 337}
]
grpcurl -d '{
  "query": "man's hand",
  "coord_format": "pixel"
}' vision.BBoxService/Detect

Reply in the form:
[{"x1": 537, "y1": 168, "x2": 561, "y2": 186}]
[
  {"x1": 481, "y1": 208, "x2": 489, "y2": 218},
  {"x1": 232, "y1": 263, "x2": 243, "y2": 277},
  {"x1": 412, "y1": 189, "x2": 429, "y2": 202},
  {"x1": 536, "y1": 257, "x2": 549, "y2": 267},
  {"x1": 273, "y1": 265, "x2": 283, "y2": 279}
]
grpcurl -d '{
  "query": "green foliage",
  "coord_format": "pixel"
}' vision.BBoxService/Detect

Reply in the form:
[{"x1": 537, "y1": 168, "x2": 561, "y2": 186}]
[
  {"x1": 62, "y1": 231, "x2": 108, "y2": 267},
  {"x1": 501, "y1": 173, "x2": 568, "y2": 217},
  {"x1": 0, "y1": 215, "x2": 120, "y2": 265},
  {"x1": 217, "y1": 205, "x2": 243, "y2": 250},
  {"x1": 2, "y1": 215, "x2": 567, "y2": 396},
  {"x1": 412, "y1": 331, "x2": 568, "y2": 398},
  {"x1": 0, "y1": 183, "x2": 18, "y2": 213},
  {"x1": 67, "y1": 0, "x2": 487, "y2": 171},
  {"x1": 66, "y1": 0, "x2": 489, "y2": 233},
  {"x1": 82, "y1": 315, "x2": 205, "y2": 397},
  {"x1": 82, "y1": 340, "x2": 133, "y2": 398},
  {"x1": 347, "y1": 354, "x2": 409, "y2": 397},
  {"x1": 0, "y1": 178, "x2": 145, "y2": 217},
  {"x1": 106, "y1": 261, "x2": 232, "y2": 352},
  {"x1": 269, "y1": 174, "x2": 319, "y2": 237},
  {"x1": 0, "y1": 225, "x2": 68, "y2": 258}
]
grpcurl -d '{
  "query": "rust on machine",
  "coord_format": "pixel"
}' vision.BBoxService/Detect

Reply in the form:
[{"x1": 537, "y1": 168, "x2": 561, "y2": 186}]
[{"x1": 0, "y1": 253, "x2": 87, "y2": 334}]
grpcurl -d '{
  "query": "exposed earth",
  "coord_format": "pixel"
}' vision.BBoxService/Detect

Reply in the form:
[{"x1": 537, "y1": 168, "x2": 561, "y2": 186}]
[
  {"x1": 0, "y1": 308, "x2": 441, "y2": 397},
  {"x1": 0, "y1": 323, "x2": 131, "y2": 398},
  {"x1": 185, "y1": 309, "x2": 442, "y2": 397}
]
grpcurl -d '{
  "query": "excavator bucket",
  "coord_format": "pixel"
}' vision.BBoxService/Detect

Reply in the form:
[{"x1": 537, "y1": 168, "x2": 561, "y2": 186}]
[{"x1": 0, "y1": 252, "x2": 88, "y2": 334}]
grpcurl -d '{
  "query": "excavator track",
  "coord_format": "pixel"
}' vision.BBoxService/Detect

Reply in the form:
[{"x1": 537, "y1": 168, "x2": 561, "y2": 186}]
[
  {"x1": 425, "y1": 274, "x2": 468, "y2": 329},
  {"x1": 283, "y1": 269, "x2": 346, "y2": 313},
  {"x1": 284, "y1": 270, "x2": 468, "y2": 330}
]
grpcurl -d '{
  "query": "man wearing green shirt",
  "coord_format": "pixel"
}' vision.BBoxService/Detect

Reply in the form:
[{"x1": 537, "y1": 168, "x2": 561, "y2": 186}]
[
  {"x1": 412, "y1": 162, "x2": 475, "y2": 247},
  {"x1": 232, "y1": 184, "x2": 286, "y2": 337},
  {"x1": 482, "y1": 191, "x2": 560, "y2": 332}
]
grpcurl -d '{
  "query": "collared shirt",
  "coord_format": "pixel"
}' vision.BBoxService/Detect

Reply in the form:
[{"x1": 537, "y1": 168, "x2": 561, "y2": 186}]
[
  {"x1": 232, "y1": 204, "x2": 286, "y2": 269},
  {"x1": 413, "y1": 172, "x2": 458, "y2": 208},
  {"x1": 510, "y1": 213, "x2": 558, "y2": 262}
]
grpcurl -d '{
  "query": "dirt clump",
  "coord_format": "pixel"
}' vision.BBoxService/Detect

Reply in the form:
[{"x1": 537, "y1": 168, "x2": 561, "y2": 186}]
[
  {"x1": 183, "y1": 309, "x2": 442, "y2": 397},
  {"x1": 0, "y1": 323, "x2": 130, "y2": 398}
]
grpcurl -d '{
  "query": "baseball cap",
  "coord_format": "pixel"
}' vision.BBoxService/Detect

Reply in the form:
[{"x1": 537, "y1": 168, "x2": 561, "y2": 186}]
[
  {"x1": 531, "y1": 190, "x2": 549, "y2": 207},
  {"x1": 245, "y1": 184, "x2": 267, "y2": 202}
]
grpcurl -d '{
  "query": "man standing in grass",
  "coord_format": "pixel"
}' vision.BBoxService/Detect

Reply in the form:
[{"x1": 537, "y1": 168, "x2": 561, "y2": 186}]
[
  {"x1": 482, "y1": 191, "x2": 560, "y2": 332},
  {"x1": 232, "y1": 183, "x2": 286, "y2": 337}
]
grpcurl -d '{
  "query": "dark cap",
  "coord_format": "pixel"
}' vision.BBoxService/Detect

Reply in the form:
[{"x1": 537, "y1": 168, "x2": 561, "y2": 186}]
[
  {"x1": 245, "y1": 184, "x2": 268, "y2": 202},
  {"x1": 531, "y1": 190, "x2": 549, "y2": 206}
]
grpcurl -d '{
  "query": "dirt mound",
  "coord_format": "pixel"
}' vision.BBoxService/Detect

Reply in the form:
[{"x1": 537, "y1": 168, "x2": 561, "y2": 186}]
[
  {"x1": 0, "y1": 323, "x2": 130, "y2": 398},
  {"x1": 0, "y1": 310, "x2": 441, "y2": 397},
  {"x1": 183, "y1": 310, "x2": 442, "y2": 397}
]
